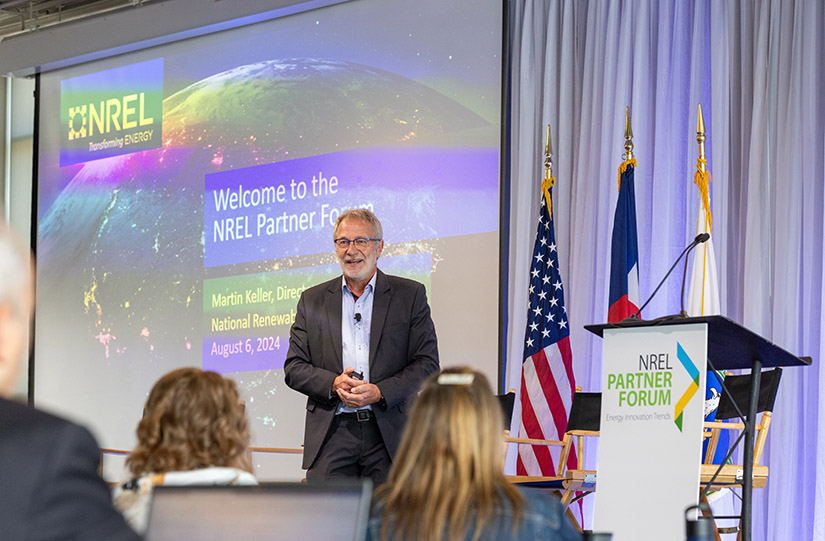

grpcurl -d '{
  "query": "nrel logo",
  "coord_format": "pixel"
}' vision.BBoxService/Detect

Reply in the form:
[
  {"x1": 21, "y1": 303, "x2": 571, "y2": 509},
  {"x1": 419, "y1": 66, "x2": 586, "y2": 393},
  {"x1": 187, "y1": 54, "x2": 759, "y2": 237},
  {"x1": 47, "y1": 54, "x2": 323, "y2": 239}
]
[
  {"x1": 60, "y1": 58, "x2": 163, "y2": 166},
  {"x1": 68, "y1": 105, "x2": 87, "y2": 140}
]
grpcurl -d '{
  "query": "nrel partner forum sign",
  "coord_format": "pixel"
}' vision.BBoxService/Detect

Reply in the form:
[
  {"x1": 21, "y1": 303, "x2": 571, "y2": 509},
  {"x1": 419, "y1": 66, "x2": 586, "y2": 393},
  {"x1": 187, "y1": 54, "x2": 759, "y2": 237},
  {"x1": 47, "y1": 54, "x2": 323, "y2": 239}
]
[{"x1": 594, "y1": 323, "x2": 707, "y2": 541}]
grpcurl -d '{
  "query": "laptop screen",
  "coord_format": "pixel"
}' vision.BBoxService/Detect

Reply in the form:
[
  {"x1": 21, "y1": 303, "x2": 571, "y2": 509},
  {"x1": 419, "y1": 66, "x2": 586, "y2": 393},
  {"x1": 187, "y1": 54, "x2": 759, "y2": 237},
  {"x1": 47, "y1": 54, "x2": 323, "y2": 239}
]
[{"x1": 146, "y1": 480, "x2": 372, "y2": 540}]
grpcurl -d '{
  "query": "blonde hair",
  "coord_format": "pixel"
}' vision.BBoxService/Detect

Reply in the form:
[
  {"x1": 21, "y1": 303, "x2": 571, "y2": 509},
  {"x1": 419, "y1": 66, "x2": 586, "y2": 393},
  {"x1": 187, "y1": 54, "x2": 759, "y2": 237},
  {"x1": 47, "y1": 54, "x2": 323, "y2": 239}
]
[
  {"x1": 375, "y1": 367, "x2": 524, "y2": 541},
  {"x1": 127, "y1": 367, "x2": 251, "y2": 476}
]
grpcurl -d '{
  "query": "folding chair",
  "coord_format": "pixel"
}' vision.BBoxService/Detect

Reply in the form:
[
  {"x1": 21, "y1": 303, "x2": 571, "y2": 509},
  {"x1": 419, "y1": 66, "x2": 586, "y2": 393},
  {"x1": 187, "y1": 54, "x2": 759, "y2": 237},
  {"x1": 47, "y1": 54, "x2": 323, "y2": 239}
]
[
  {"x1": 700, "y1": 368, "x2": 782, "y2": 538},
  {"x1": 558, "y1": 391, "x2": 601, "y2": 506},
  {"x1": 500, "y1": 389, "x2": 566, "y2": 488},
  {"x1": 502, "y1": 390, "x2": 601, "y2": 505}
]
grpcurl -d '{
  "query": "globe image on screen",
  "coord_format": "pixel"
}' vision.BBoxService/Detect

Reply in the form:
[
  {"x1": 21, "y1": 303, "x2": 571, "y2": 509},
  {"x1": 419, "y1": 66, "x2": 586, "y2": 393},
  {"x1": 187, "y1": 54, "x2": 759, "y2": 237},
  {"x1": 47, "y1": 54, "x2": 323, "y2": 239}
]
[{"x1": 37, "y1": 58, "x2": 492, "y2": 411}]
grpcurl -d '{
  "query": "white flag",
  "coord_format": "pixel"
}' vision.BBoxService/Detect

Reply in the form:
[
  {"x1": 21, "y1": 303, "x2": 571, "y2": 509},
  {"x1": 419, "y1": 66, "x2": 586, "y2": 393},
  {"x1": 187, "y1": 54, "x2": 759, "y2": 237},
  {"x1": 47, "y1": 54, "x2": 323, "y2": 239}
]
[{"x1": 686, "y1": 172, "x2": 720, "y2": 316}]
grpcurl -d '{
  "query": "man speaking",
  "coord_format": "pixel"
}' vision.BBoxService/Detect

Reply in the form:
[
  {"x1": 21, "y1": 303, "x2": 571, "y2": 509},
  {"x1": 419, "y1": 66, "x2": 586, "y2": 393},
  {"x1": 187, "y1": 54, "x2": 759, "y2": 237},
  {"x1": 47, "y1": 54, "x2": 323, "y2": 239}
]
[{"x1": 285, "y1": 208, "x2": 439, "y2": 484}]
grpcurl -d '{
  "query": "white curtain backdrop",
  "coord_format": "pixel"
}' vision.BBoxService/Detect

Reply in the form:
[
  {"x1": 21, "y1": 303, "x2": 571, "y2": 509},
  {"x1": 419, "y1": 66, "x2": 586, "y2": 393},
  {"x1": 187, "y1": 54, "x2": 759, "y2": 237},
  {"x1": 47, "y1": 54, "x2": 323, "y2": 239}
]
[{"x1": 504, "y1": 1, "x2": 825, "y2": 539}]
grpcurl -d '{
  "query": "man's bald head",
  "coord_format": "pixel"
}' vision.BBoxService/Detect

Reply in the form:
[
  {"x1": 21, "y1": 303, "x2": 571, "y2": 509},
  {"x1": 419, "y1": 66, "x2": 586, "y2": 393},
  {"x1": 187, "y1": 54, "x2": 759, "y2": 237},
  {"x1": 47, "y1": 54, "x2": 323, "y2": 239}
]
[{"x1": 0, "y1": 224, "x2": 33, "y2": 398}]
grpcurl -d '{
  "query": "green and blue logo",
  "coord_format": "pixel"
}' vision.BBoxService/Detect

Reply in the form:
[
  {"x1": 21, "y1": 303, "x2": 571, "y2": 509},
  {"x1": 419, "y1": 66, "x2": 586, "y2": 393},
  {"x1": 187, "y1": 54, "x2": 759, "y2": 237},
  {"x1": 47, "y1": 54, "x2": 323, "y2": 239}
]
[{"x1": 674, "y1": 341, "x2": 700, "y2": 432}]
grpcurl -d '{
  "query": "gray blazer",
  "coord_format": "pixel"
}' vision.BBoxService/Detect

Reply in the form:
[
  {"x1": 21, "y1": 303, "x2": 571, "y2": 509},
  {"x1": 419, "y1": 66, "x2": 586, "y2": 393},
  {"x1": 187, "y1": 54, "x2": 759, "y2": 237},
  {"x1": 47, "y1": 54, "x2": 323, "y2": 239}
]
[{"x1": 284, "y1": 269, "x2": 440, "y2": 469}]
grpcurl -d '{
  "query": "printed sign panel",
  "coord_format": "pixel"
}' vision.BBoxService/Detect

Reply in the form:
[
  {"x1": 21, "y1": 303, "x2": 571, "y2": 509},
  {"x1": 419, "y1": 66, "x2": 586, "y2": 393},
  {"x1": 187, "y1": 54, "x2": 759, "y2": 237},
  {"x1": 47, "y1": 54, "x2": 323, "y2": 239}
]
[{"x1": 594, "y1": 324, "x2": 707, "y2": 541}]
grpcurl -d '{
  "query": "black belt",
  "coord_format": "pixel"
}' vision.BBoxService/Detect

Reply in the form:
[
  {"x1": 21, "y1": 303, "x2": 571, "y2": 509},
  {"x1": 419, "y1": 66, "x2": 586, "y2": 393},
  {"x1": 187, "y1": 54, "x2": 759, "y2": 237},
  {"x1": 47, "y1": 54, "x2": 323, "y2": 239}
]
[{"x1": 339, "y1": 410, "x2": 373, "y2": 422}]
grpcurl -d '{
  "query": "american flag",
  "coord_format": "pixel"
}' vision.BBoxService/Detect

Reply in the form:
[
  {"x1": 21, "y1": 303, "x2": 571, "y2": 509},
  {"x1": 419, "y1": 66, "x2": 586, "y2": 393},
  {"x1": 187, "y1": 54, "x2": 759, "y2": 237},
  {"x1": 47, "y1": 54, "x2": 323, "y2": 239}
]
[{"x1": 517, "y1": 186, "x2": 577, "y2": 477}]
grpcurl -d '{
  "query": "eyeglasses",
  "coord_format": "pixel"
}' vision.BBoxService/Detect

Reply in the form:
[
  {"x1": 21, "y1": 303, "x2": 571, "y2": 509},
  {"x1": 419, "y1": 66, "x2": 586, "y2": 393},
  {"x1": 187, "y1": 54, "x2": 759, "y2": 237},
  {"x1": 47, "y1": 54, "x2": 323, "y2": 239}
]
[{"x1": 333, "y1": 238, "x2": 382, "y2": 250}]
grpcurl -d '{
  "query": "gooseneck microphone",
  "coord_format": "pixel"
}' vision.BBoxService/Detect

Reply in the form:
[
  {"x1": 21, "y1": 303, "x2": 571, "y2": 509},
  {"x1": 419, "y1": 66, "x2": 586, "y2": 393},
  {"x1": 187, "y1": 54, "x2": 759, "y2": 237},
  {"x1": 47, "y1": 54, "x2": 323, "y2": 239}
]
[
  {"x1": 354, "y1": 312, "x2": 362, "y2": 323},
  {"x1": 628, "y1": 233, "x2": 710, "y2": 321},
  {"x1": 679, "y1": 233, "x2": 710, "y2": 316}
]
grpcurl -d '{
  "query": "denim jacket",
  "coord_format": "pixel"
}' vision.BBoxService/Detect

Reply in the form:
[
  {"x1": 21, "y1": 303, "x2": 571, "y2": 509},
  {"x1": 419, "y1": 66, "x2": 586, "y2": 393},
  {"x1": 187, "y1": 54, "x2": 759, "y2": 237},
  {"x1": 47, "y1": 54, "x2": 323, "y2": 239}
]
[{"x1": 366, "y1": 486, "x2": 582, "y2": 540}]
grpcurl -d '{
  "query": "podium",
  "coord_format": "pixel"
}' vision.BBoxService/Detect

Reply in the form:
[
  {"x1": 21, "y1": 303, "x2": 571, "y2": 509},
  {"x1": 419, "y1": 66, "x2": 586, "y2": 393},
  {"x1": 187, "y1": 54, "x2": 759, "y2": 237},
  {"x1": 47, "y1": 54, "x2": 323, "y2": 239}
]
[{"x1": 585, "y1": 315, "x2": 811, "y2": 541}]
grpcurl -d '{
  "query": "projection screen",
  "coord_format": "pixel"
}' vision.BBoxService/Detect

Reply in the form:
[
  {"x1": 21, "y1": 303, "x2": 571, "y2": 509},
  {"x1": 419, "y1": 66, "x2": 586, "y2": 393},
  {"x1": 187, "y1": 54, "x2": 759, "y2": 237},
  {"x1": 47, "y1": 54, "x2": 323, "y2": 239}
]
[{"x1": 33, "y1": 0, "x2": 504, "y2": 479}]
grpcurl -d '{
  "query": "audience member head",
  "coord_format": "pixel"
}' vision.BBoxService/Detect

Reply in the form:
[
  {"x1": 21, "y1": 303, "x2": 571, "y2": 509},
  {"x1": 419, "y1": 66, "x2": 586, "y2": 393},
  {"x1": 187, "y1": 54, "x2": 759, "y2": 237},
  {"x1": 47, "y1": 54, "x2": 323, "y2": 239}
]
[
  {"x1": 375, "y1": 366, "x2": 524, "y2": 541},
  {"x1": 126, "y1": 367, "x2": 251, "y2": 476},
  {"x1": 0, "y1": 223, "x2": 33, "y2": 399}
]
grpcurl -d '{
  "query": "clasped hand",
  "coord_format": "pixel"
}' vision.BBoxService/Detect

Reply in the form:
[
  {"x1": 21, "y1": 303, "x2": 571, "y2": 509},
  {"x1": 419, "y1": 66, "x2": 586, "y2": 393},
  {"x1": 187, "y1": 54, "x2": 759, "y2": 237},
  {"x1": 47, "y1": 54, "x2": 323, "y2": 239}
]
[{"x1": 333, "y1": 367, "x2": 382, "y2": 408}]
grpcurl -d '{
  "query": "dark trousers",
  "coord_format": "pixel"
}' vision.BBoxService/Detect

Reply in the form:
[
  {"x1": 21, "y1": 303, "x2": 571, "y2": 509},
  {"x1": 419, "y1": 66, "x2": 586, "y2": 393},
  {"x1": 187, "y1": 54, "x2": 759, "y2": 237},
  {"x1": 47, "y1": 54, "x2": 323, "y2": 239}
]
[{"x1": 306, "y1": 412, "x2": 391, "y2": 487}]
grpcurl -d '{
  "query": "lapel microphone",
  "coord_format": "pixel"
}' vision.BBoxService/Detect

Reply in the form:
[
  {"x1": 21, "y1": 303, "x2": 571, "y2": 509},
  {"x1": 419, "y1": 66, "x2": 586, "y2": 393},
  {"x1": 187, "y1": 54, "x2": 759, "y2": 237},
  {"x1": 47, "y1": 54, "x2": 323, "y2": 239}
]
[{"x1": 354, "y1": 312, "x2": 362, "y2": 323}]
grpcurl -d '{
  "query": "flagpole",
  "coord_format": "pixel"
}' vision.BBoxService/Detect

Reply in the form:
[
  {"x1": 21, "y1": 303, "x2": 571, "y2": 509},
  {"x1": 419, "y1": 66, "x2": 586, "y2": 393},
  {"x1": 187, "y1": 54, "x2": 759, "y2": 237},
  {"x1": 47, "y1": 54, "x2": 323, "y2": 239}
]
[
  {"x1": 693, "y1": 105, "x2": 738, "y2": 536},
  {"x1": 543, "y1": 124, "x2": 555, "y2": 218},
  {"x1": 545, "y1": 123, "x2": 553, "y2": 175},
  {"x1": 516, "y1": 121, "x2": 576, "y2": 481},
  {"x1": 698, "y1": 101, "x2": 753, "y2": 537},
  {"x1": 694, "y1": 105, "x2": 713, "y2": 316},
  {"x1": 624, "y1": 106, "x2": 634, "y2": 162},
  {"x1": 617, "y1": 106, "x2": 635, "y2": 192},
  {"x1": 608, "y1": 107, "x2": 640, "y2": 322},
  {"x1": 696, "y1": 104, "x2": 706, "y2": 170},
  {"x1": 695, "y1": 104, "x2": 712, "y2": 234}
]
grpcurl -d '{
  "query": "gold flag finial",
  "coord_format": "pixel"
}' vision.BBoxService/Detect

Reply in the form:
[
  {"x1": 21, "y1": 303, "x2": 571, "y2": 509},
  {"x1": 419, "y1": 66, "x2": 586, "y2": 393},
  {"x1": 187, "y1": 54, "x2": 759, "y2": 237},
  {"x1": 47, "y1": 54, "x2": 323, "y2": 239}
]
[
  {"x1": 542, "y1": 124, "x2": 555, "y2": 218},
  {"x1": 623, "y1": 106, "x2": 634, "y2": 161},
  {"x1": 617, "y1": 107, "x2": 637, "y2": 192},
  {"x1": 696, "y1": 104, "x2": 706, "y2": 168},
  {"x1": 695, "y1": 104, "x2": 712, "y2": 233}
]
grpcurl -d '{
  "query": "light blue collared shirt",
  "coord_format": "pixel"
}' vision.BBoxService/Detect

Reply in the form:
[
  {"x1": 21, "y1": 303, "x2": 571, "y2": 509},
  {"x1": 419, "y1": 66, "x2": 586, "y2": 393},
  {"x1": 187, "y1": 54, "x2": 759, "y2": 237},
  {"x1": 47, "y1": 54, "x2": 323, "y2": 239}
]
[{"x1": 338, "y1": 272, "x2": 377, "y2": 413}]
